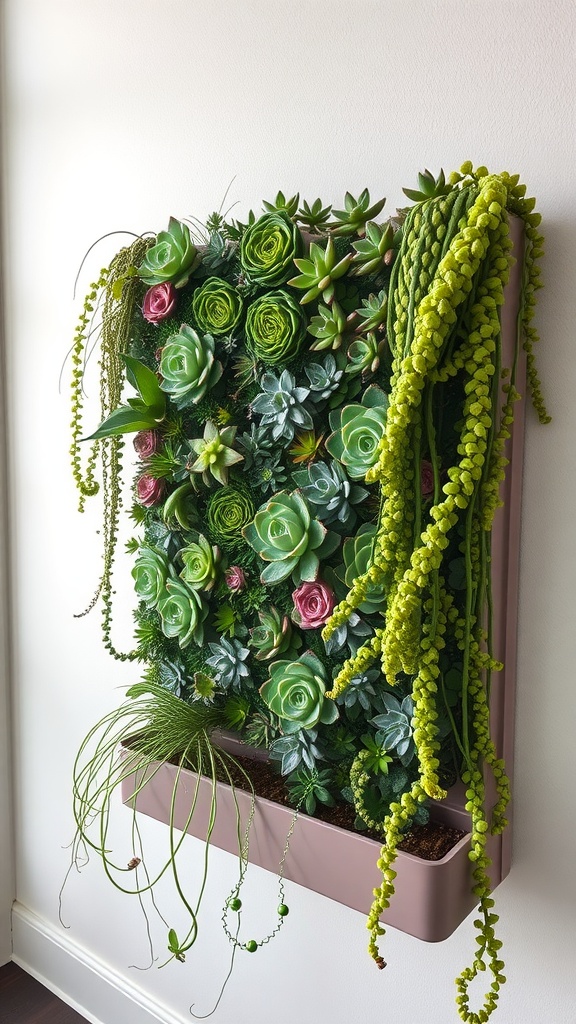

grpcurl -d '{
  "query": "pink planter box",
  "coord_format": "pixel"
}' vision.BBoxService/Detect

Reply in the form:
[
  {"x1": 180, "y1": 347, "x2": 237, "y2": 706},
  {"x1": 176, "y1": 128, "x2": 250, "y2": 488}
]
[{"x1": 122, "y1": 216, "x2": 526, "y2": 943}]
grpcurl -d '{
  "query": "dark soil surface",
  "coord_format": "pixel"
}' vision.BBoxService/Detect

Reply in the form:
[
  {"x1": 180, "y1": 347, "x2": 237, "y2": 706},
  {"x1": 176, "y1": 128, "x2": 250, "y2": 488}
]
[{"x1": 218, "y1": 752, "x2": 466, "y2": 862}]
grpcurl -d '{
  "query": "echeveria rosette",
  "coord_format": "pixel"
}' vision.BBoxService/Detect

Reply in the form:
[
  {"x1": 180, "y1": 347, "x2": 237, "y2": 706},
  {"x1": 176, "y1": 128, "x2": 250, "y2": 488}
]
[
  {"x1": 157, "y1": 577, "x2": 208, "y2": 648},
  {"x1": 132, "y1": 546, "x2": 170, "y2": 607},
  {"x1": 205, "y1": 638, "x2": 251, "y2": 691},
  {"x1": 138, "y1": 218, "x2": 199, "y2": 288},
  {"x1": 325, "y1": 385, "x2": 389, "y2": 480},
  {"x1": 142, "y1": 282, "x2": 177, "y2": 323},
  {"x1": 191, "y1": 277, "x2": 243, "y2": 336},
  {"x1": 250, "y1": 369, "x2": 312, "y2": 443},
  {"x1": 206, "y1": 486, "x2": 255, "y2": 548},
  {"x1": 293, "y1": 460, "x2": 368, "y2": 529},
  {"x1": 249, "y1": 606, "x2": 301, "y2": 661},
  {"x1": 243, "y1": 490, "x2": 329, "y2": 586},
  {"x1": 245, "y1": 290, "x2": 307, "y2": 365},
  {"x1": 179, "y1": 534, "x2": 220, "y2": 592},
  {"x1": 186, "y1": 421, "x2": 243, "y2": 486},
  {"x1": 291, "y1": 580, "x2": 335, "y2": 630},
  {"x1": 159, "y1": 325, "x2": 223, "y2": 405},
  {"x1": 260, "y1": 651, "x2": 338, "y2": 734},
  {"x1": 343, "y1": 523, "x2": 386, "y2": 615},
  {"x1": 240, "y1": 211, "x2": 302, "y2": 286},
  {"x1": 136, "y1": 474, "x2": 166, "y2": 507}
]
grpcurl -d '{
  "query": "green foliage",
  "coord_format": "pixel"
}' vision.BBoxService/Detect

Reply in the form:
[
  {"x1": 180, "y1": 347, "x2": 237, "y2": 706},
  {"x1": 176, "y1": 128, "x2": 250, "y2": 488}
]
[{"x1": 286, "y1": 767, "x2": 336, "y2": 815}]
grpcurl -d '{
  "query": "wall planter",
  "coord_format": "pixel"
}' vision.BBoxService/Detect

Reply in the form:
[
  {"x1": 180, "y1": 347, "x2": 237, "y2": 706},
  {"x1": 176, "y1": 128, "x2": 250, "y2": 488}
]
[{"x1": 67, "y1": 166, "x2": 548, "y2": 1022}]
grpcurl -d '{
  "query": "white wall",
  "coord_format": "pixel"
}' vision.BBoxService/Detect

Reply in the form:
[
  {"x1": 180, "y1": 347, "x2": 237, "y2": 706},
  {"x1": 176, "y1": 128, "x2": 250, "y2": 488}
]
[{"x1": 3, "y1": 1, "x2": 576, "y2": 1022}]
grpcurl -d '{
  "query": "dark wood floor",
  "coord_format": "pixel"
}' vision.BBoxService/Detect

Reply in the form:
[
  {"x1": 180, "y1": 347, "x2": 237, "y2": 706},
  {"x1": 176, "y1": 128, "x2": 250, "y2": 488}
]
[{"x1": 0, "y1": 962, "x2": 89, "y2": 1024}]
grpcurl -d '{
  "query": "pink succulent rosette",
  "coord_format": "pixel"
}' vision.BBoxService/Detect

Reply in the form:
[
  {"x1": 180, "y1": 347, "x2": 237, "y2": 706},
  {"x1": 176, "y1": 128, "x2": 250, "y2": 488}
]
[
  {"x1": 142, "y1": 282, "x2": 177, "y2": 323},
  {"x1": 224, "y1": 565, "x2": 247, "y2": 594},
  {"x1": 136, "y1": 474, "x2": 165, "y2": 508},
  {"x1": 291, "y1": 579, "x2": 335, "y2": 630},
  {"x1": 133, "y1": 429, "x2": 161, "y2": 459},
  {"x1": 421, "y1": 460, "x2": 434, "y2": 497}
]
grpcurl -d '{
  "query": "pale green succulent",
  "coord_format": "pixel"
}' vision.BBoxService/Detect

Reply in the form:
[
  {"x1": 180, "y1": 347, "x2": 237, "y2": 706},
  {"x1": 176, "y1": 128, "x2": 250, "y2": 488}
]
[
  {"x1": 179, "y1": 534, "x2": 220, "y2": 591},
  {"x1": 325, "y1": 385, "x2": 389, "y2": 479},
  {"x1": 138, "y1": 217, "x2": 200, "y2": 288},
  {"x1": 292, "y1": 460, "x2": 368, "y2": 529},
  {"x1": 372, "y1": 693, "x2": 416, "y2": 765},
  {"x1": 350, "y1": 221, "x2": 395, "y2": 276},
  {"x1": 240, "y1": 211, "x2": 302, "y2": 286},
  {"x1": 186, "y1": 420, "x2": 243, "y2": 486},
  {"x1": 157, "y1": 577, "x2": 208, "y2": 648},
  {"x1": 191, "y1": 276, "x2": 243, "y2": 335},
  {"x1": 159, "y1": 325, "x2": 223, "y2": 405},
  {"x1": 243, "y1": 490, "x2": 328, "y2": 586},
  {"x1": 251, "y1": 369, "x2": 312, "y2": 443},
  {"x1": 288, "y1": 236, "x2": 353, "y2": 305},
  {"x1": 355, "y1": 290, "x2": 388, "y2": 332},
  {"x1": 402, "y1": 167, "x2": 452, "y2": 204},
  {"x1": 249, "y1": 606, "x2": 301, "y2": 661},
  {"x1": 345, "y1": 333, "x2": 387, "y2": 377},
  {"x1": 306, "y1": 301, "x2": 346, "y2": 351},
  {"x1": 162, "y1": 482, "x2": 200, "y2": 531},
  {"x1": 305, "y1": 354, "x2": 344, "y2": 403},
  {"x1": 260, "y1": 651, "x2": 338, "y2": 734},
  {"x1": 132, "y1": 546, "x2": 170, "y2": 607},
  {"x1": 330, "y1": 189, "x2": 386, "y2": 236}
]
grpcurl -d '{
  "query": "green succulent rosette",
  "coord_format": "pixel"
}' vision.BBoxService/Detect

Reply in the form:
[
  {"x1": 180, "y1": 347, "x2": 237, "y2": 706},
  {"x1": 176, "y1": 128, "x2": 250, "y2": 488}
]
[
  {"x1": 245, "y1": 290, "x2": 307, "y2": 365},
  {"x1": 343, "y1": 523, "x2": 386, "y2": 615},
  {"x1": 243, "y1": 490, "x2": 328, "y2": 586},
  {"x1": 191, "y1": 277, "x2": 244, "y2": 336},
  {"x1": 240, "y1": 211, "x2": 302, "y2": 286},
  {"x1": 157, "y1": 577, "x2": 208, "y2": 648},
  {"x1": 159, "y1": 325, "x2": 223, "y2": 404},
  {"x1": 138, "y1": 217, "x2": 199, "y2": 288},
  {"x1": 249, "y1": 606, "x2": 301, "y2": 661},
  {"x1": 179, "y1": 534, "x2": 220, "y2": 592},
  {"x1": 206, "y1": 486, "x2": 255, "y2": 548},
  {"x1": 132, "y1": 546, "x2": 170, "y2": 607},
  {"x1": 325, "y1": 385, "x2": 389, "y2": 480},
  {"x1": 259, "y1": 651, "x2": 338, "y2": 733}
]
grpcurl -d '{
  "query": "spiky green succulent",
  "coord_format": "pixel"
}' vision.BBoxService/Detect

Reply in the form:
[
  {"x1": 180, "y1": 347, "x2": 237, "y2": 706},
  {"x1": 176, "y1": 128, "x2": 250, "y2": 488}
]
[
  {"x1": 179, "y1": 534, "x2": 220, "y2": 591},
  {"x1": 345, "y1": 332, "x2": 387, "y2": 377},
  {"x1": 186, "y1": 420, "x2": 243, "y2": 486},
  {"x1": 402, "y1": 167, "x2": 452, "y2": 204},
  {"x1": 249, "y1": 605, "x2": 300, "y2": 661},
  {"x1": 260, "y1": 651, "x2": 338, "y2": 734},
  {"x1": 350, "y1": 221, "x2": 395, "y2": 276},
  {"x1": 306, "y1": 301, "x2": 346, "y2": 351},
  {"x1": 245, "y1": 290, "x2": 307, "y2": 365},
  {"x1": 292, "y1": 460, "x2": 368, "y2": 529},
  {"x1": 296, "y1": 198, "x2": 332, "y2": 233},
  {"x1": 159, "y1": 326, "x2": 223, "y2": 406},
  {"x1": 354, "y1": 290, "x2": 388, "y2": 332},
  {"x1": 288, "y1": 236, "x2": 353, "y2": 305},
  {"x1": 330, "y1": 189, "x2": 386, "y2": 237},
  {"x1": 251, "y1": 369, "x2": 313, "y2": 443},
  {"x1": 240, "y1": 211, "x2": 302, "y2": 286},
  {"x1": 191, "y1": 277, "x2": 244, "y2": 335},
  {"x1": 262, "y1": 191, "x2": 300, "y2": 218},
  {"x1": 325, "y1": 385, "x2": 389, "y2": 479},
  {"x1": 137, "y1": 217, "x2": 200, "y2": 288},
  {"x1": 205, "y1": 637, "x2": 251, "y2": 691},
  {"x1": 242, "y1": 490, "x2": 327, "y2": 586}
]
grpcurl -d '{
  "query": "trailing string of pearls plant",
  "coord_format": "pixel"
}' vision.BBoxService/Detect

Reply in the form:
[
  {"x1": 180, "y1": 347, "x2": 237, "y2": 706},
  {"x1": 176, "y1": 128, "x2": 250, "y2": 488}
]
[{"x1": 66, "y1": 162, "x2": 547, "y2": 1023}]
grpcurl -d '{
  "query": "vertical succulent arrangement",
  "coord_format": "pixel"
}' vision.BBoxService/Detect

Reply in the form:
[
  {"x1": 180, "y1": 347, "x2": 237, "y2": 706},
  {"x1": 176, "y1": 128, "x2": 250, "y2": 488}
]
[{"x1": 66, "y1": 163, "x2": 547, "y2": 1022}]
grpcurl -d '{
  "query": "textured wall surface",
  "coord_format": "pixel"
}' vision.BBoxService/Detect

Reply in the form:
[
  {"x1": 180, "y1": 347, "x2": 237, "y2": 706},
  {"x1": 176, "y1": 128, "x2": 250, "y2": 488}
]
[{"x1": 3, "y1": 2, "x2": 576, "y2": 1022}]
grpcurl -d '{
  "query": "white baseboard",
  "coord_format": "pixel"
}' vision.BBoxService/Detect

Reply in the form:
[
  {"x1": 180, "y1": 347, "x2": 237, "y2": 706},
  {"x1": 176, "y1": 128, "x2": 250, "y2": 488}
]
[{"x1": 11, "y1": 901, "x2": 187, "y2": 1024}]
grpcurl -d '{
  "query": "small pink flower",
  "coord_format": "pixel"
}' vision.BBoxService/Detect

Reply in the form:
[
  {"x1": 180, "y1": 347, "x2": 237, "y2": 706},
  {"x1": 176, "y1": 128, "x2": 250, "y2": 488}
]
[
  {"x1": 421, "y1": 460, "x2": 434, "y2": 497},
  {"x1": 225, "y1": 565, "x2": 247, "y2": 593},
  {"x1": 136, "y1": 474, "x2": 165, "y2": 507},
  {"x1": 291, "y1": 580, "x2": 335, "y2": 630},
  {"x1": 142, "y1": 282, "x2": 177, "y2": 323},
  {"x1": 133, "y1": 430, "x2": 161, "y2": 459}
]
